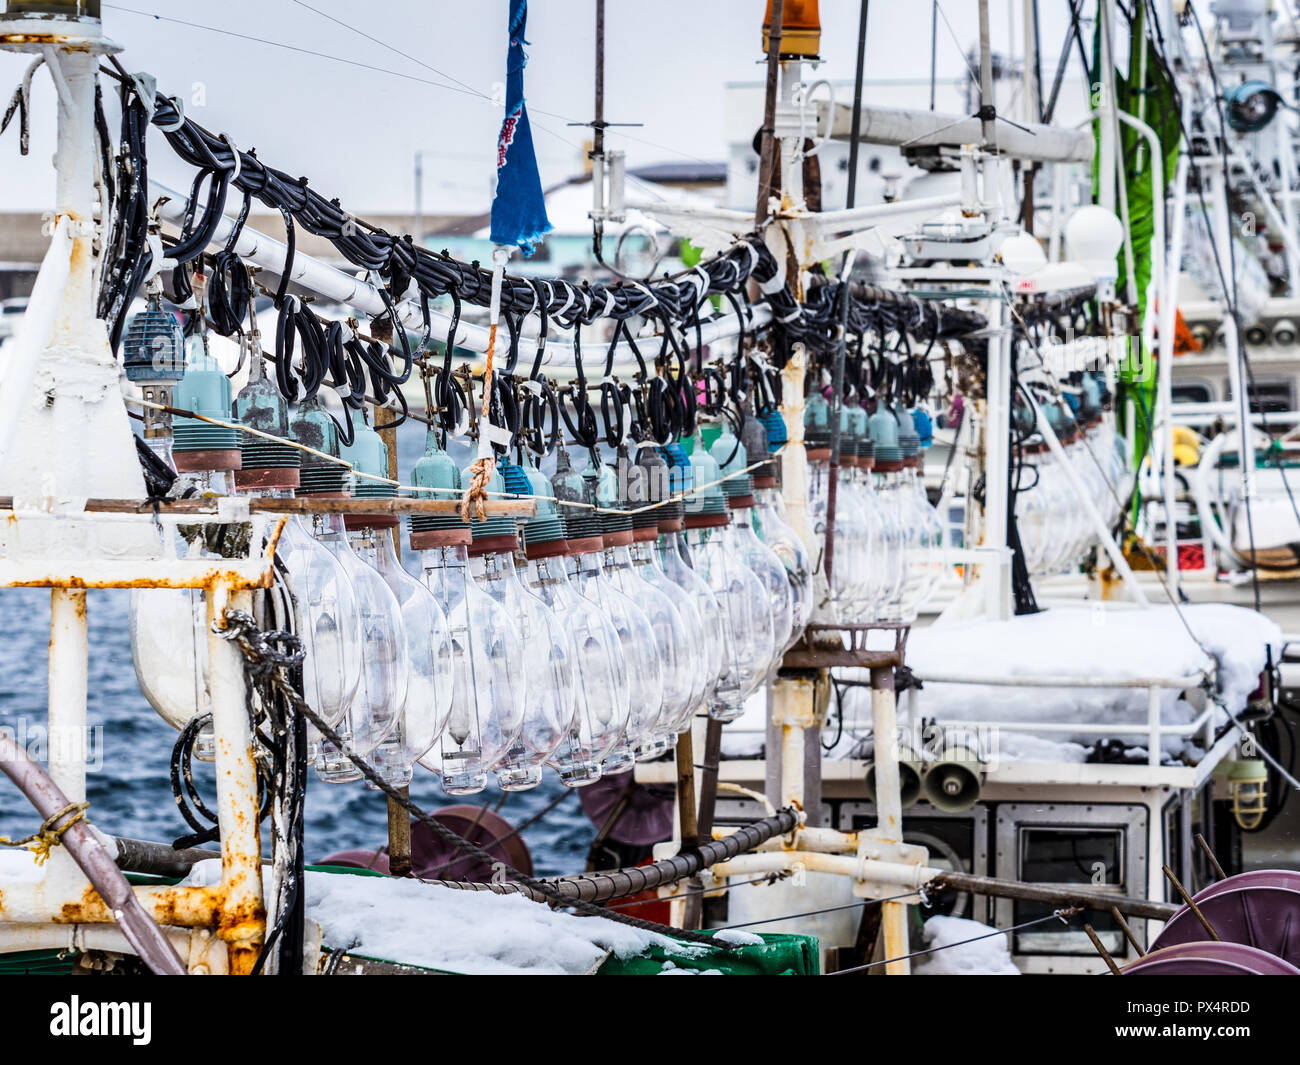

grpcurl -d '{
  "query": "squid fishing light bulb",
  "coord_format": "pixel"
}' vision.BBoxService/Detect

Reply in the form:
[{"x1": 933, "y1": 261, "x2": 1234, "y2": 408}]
[
  {"x1": 657, "y1": 446, "x2": 726, "y2": 712},
  {"x1": 342, "y1": 419, "x2": 453, "y2": 788},
  {"x1": 466, "y1": 460, "x2": 575, "y2": 791},
  {"x1": 521, "y1": 451, "x2": 629, "y2": 784},
  {"x1": 411, "y1": 431, "x2": 526, "y2": 795},
  {"x1": 628, "y1": 447, "x2": 708, "y2": 731},
  {"x1": 597, "y1": 452, "x2": 696, "y2": 756},
  {"x1": 682, "y1": 434, "x2": 773, "y2": 721},
  {"x1": 747, "y1": 415, "x2": 813, "y2": 649},
  {"x1": 555, "y1": 453, "x2": 661, "y2": 773},
  {"x1": 711, "y1": 426, "x2": 793, "y2": 666},
  {"x1": 293, "y1": 401, "x2": 409, "y2": 783}
]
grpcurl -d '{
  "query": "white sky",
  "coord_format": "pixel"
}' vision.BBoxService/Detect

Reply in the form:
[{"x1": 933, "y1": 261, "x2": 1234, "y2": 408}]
[{"x1": 0, "y1": 1, "x2": 1081, "y2": 216}]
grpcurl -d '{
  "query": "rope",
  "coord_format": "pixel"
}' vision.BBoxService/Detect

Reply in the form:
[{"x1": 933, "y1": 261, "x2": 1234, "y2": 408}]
[
  {"x1": 215, "y1": 608, "x2": 737, "y2": 949},
  {"x1": 0, "y1": 801, "x2": 89, "y2": 865}
]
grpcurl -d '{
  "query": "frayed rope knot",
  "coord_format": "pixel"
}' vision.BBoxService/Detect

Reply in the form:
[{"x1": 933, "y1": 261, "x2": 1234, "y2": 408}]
[
  {"x1": 460, "y1": 455, "x2": 496, "y2": 524},
  {"x1": 0, "y1": 801, "x2": 89, "y2": 865}
]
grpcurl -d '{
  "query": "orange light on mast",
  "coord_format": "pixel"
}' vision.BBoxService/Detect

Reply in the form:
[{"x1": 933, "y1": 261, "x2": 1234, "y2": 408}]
[{"x1": 763, "y1": 0, "x2": 821, "y2": 59}]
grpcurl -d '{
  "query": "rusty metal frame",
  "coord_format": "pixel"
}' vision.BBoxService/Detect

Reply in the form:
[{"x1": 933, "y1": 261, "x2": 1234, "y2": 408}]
[{"x1": 0, "y1": 508, "x2": 285, "y2": 974}]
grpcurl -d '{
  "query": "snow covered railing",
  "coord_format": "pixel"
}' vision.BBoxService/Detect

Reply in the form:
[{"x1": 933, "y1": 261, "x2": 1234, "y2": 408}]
[{"x1": 903, "y1": 670, "x2": 1214, "y2": 769}]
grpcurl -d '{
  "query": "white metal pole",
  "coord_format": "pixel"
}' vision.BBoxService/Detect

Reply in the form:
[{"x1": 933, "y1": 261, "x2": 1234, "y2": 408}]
[
  {"x1": 983, "y1": 298, "x2": 1012, "y2": 620},
  {"x1": 1159, "y1": 149, "x2": 1189, "y2": 595},
  {"x1": 206, "y1": 587, "x2": 265, "y2": 974},
  {"x1": 47, "y1": 587, "x2": 88, "y2": 804},
  {"x1": 1206, "y1": 161, "x2": 1258, "y2": 506}
]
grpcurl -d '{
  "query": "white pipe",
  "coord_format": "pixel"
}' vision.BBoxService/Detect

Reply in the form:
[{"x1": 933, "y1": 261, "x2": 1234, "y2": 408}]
[
  {"x1": 806, "y1": 193, "x2": 963, "y2": 233},
  {"x1": 1159, "y1": 144, "x2": 1190, "y2": 596},
  {"x1": 834, "y1": 704, "x2": 1218, "y2": 737},
  {"x1": 151, "y1": 181, "x2": 770, "y2": 362},
  {"x1": 1206, "y1": 161, "x2": 1258, "y2": 506},
  {"x1": 47, "y1": 588, "x2": 88, "y2": 805},
  {"x1": 983, "y1": 300, "x2": 1012, "y2": 620},
  {"x1": 206, "y1": 587, "x2": 264, "y2": 968},
  {"x1": 910, "y1": 671, "x2": 1203, "y2": 689}
]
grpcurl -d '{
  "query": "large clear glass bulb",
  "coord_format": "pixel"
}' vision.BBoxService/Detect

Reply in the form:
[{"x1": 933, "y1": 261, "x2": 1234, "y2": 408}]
[
  {"x1": 418, "y1": 540, "x2": 526, "y2": 794},
  {"x1": 350, "y1": 528, "x2": 453, "y2": 787},
  {"x1": 525, "y1": 549, "x2": 629, "y2": 784},
  {"x1": 629, "y1": 533, "x2": 706, "y2": 731},
  {"x1": 658, "y1": 526, "x2": 725, "y2": 708},
  {"x1": 686, "y1": 521, "x2": 774, "y2": 721},
  {"x1": 310, "y1": 512, "x2": 408, "y2": 782},
  {"x1": 568, "y1": 542, "x2": 662, "y2": 773},
  {"x1": 729, "y1": 506, "x2": 793, "y2": 667},
  {"x1": 273, "y1": 516, "x2": 364, "y2": 738},
  {"x1": 752, "y1": 482, "x2": 814, "y2": 650},
  {"x1": 472, "y1": 540, "x2": 575, "y2": 790},
  {"x1": 604, "y1": 533, "x2": 696, "y2": 754},
  {"x1": 808, "y1": 456, "x2": 875, "y2": 620}
]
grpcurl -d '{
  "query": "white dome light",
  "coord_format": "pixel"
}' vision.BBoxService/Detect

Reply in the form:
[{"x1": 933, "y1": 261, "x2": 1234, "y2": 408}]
[{"x1": 1065, "y1": 205, "x2": 1124, "y2": 282}]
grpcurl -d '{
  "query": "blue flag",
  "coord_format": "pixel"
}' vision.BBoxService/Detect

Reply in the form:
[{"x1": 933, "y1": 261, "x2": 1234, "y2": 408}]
[{"x1": 490, "y1": 0, "x2": 552, "y2": 255}]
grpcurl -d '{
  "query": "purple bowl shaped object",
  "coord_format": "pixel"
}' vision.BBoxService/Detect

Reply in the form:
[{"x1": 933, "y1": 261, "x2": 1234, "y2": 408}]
[
  {"x1": 1124, "y1": 941, "x2": 1300, "y2": 975},
  {"x1": 578, "y1": 775, "x2": 676, "y2": 846},
  {"x1": 408, "y1": 804, "x2": 533, "y2": 882},
  {"x1": 1152, "y1": 883, "x2": 1300, "y2": 966},
  {"x1": 1192, "y1": 869, "x2": 1300, "y2": 903}
]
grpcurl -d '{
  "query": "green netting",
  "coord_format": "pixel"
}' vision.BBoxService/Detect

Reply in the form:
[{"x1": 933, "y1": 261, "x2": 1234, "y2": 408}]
[{"x1": 598, "y1": 932, "x2": 820, "y2": 976}]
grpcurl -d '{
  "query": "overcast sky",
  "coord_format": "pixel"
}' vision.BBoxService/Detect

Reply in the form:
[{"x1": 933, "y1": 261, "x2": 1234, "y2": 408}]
[{"x1": 0, "y1": 1, "x2": 1081, "y2": 216}]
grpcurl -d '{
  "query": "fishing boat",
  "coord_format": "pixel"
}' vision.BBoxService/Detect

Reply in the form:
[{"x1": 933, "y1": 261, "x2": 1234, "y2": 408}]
[{"x1": 0, "y1": 0, "x2": 1297, "y2": 987}]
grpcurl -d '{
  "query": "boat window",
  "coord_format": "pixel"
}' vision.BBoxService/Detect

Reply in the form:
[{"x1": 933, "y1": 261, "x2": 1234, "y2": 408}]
[
  {"x1": 1171, "y1": 381, "x2": 1213, "y2": 406},
  {"x1": 1228, "y1": 377, "x2": 1294, "y2": 413},
  {"x1": 1014, "y1": 827, "x2": 1126, "y2": 956}
]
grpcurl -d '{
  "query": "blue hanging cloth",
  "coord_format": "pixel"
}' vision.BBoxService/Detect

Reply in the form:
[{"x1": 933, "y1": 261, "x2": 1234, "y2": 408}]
[{"x1": 490, "y1": 0, "x2": 552, "y2": 255}]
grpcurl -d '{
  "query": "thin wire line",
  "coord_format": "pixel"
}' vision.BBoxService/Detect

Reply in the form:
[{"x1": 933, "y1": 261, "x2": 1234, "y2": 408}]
[
  {"x1": 934, "y1": 2, "x2": 981, "y2": 86},
  {"x1": 826, "y1": 907, "x2": 1078, "y2": 975}
]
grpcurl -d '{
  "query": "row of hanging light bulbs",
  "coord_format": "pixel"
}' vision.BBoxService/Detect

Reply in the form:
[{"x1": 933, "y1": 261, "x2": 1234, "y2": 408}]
[
  {"x1": 1013, "y1": 381, "x2": 1130, "y2": 577},
  {"x1": 804, "y1": 388, "x2": 946, "y2": 625},
  {"x1": 123, "y1": 299, "x2": 951, "y2": 797}
]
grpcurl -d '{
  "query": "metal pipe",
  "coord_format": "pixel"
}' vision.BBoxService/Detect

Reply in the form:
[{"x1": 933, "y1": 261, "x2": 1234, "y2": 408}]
[
  {"x1": 754, "y1": 0, "x2": 784, "y2": 226},
  {"x1": 111, "y1": 837, "x2": 222, "y2": 878},
  {"x1": 1205, "y1": 160, "x2": 1257, "y2": 507},
  {"x1": 206, "y1": 586, "x2": 265, "y2": 974},
  {"x1": 1159, "y1": 145, "x2": 1190, "y2": 596},
  {"x1": 867, "y1": 662, "x2": 908, "y2": 973},
  {"x1": 908, "y1": 671, "x2": 1203, "y2": 689},
  {"x1": 47, "y1": 587, "x2": 87, "y2": 804},
  {"x1": 978, "y1": 0, "x2": 995, "y2": 148},
  {"x1": 0, "y1": 730, "x2": 187, "y2": 974}
]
